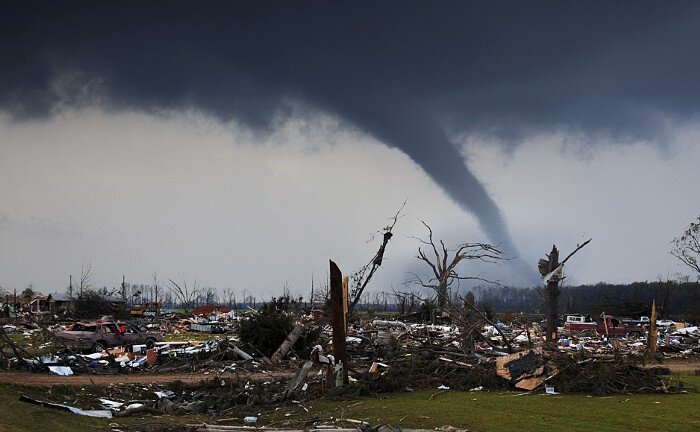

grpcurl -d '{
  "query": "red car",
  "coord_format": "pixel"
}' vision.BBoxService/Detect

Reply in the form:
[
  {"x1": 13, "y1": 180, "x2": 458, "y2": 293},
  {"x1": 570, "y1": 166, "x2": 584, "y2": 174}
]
[
  {"x1": 564, "y1": 314, "x2": 643, "y2": 337},
  {"x1": 54, "y1": 321, "x2": 163, "y2": 353}
]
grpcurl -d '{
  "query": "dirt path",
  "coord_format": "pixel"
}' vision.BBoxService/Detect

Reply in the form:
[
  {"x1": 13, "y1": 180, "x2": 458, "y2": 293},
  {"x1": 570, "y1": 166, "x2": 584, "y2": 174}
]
[
  {"x1": 646, "y1": 357, "x2": 700, "y2": 373},
  {"x1": 0, "y1": 369, "x2": 296, "y2": 387},
  {"x1": 0, "y1": 357, "x2": 697, "y2": 387}
]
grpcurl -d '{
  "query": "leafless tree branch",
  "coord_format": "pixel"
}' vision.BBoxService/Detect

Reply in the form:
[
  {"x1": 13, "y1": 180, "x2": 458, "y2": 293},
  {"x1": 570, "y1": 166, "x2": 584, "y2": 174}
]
[
  {"x1": 167, "y1": 274, "x2": 200, "y2": 311},
  {"x1": 670, "y1": 216, "x2": 700, "y2": 277},
  {"x1": 411, "y1": 221, "x2": 504, "y2": 309},
  {"x1": 348, "y1": 200, "x2": 407, "y2": 313}
]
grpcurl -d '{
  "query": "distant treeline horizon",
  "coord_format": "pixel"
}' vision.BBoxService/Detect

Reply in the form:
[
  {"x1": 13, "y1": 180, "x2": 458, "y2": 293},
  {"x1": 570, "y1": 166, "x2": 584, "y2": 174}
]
[
  {"x1": 17, "y1": 279, "x2": 697, "y2": 322},
  {"x1": 470, "y1": 280, "x2": 700, "y2": 321}
]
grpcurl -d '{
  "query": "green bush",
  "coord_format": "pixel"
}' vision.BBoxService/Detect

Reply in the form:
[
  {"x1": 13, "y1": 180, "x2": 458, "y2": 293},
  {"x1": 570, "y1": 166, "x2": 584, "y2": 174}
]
[
  {"x1": 238, "y1": 295, "x2": 320, "y2": 358},
  {"x1": 239, "y1": 308, "x2": 293, "y2": 357}
]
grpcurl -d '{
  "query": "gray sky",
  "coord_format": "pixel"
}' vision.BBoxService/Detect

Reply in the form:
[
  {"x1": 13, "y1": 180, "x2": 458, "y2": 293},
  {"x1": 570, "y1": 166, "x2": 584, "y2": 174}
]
[{"x1": 1, "y1": 2, "x2": 699, "y2": 295}]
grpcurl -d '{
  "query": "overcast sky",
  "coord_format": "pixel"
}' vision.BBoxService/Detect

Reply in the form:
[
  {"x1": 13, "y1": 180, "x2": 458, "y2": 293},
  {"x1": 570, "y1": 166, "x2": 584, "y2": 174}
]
[{"x1": 1, "y1": 2, "x2": 699, "y2": 296}]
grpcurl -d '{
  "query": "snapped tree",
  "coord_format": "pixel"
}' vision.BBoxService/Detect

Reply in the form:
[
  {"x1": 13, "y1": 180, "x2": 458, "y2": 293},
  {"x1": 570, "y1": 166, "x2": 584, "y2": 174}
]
[
  {"x1": 347, "y1": 200, "x2": 406, "y2": 314},
  {"x1": 538, "y1": 239, "x2": 591, "y2": 343}
]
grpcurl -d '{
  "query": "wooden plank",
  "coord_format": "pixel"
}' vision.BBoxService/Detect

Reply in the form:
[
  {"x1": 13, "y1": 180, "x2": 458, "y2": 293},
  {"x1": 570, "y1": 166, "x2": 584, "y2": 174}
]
[{"x1": 515, "y1": 377, "x2": 544, "y2": 391}]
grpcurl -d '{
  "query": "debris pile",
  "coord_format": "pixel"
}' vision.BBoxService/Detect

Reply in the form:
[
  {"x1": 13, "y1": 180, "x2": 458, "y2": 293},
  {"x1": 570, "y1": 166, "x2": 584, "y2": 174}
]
[{"x1": 3, "y1": 307, "x2": 699, "y2": 426}]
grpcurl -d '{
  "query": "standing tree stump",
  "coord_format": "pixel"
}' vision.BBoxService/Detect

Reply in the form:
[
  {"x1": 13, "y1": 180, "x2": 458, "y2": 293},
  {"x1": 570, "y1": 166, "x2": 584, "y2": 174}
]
[
  {"x1": 545, "y1": 245, "x2": 560, "y2": 343},
  {"x1": 538, "y1": 239, "x2": 591, "y2": 345},
  {"x1": 329, "y1": 260, "x2": 348, "y2": 385}
]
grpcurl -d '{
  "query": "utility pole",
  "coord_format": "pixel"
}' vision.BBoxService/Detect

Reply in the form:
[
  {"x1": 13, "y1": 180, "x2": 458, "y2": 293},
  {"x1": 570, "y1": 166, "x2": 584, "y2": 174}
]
[
  {"x1": 68, "y1": 275, "x2": 73, "y2": 298},
  {"x1": 310, "y1": 273, "x2": 314, "y2": 309}
]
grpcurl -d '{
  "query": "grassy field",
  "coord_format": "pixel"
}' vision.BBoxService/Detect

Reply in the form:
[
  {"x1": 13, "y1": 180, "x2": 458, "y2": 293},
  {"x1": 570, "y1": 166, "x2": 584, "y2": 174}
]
[
  {"x1": 0, "y1": 383, "x2": 208, "y2": 432},
  {"x1": 0, "y1": 374, "x2": 697, "y2": 432},
  {"x1": 268, "y1": 374, "x2": 700, "y2": 432}
]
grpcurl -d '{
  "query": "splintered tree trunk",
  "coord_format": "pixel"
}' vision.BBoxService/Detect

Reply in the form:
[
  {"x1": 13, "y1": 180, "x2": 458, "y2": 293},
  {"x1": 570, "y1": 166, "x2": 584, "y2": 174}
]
[
  {"x1": 545, "y1": 245, "x2": 560, "y2": 343},
  {"x1": 648, "y1": 300, "x2": 658, "y2": 352},
  {"x1": 271, "y1": 322, "x2": 305, "y2": 362},
  {"x1": 329, "y1": 260, "x2": 348, "y2": 385}
]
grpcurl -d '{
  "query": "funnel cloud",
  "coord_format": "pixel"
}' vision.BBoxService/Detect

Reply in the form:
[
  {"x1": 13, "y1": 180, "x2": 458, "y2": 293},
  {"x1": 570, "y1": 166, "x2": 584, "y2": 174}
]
[{"x1": 3, "y1": 2, "x2": 700, "y2": 282}]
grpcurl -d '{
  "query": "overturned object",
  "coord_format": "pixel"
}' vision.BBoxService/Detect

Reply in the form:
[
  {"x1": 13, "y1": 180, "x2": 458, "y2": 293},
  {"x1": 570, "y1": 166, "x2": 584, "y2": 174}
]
[
  {"x1": 282, "y1": 360, "x2": 314, "y2": 400},
  {"x1": 19, "y1": 395, "x2": 113, "y2": 418},
  {"x1": 496, "y1": 350, "x2": 545, "y2": 390}
]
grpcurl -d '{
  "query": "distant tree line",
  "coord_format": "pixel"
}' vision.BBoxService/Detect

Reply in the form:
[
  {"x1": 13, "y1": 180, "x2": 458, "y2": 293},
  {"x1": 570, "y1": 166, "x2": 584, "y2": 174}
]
[
  {"x1": 474, "y1": 280, "x2": 700, "y2": 322},
  {"x1": 100, "y1": 277, "x2": 700, "y2": 323}
]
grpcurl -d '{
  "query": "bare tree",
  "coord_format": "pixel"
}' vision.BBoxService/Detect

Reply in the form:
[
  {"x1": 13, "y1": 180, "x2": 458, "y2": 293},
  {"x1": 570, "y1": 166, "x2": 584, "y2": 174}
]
[
  {"x1": 314, "y1": 277, "x2": 330, "y2": 307},
  {"x1": 670, "y1": 215, "x2": 700, "y2": 279},
  {"x1": 78, "y1": 260, "x2": 92, "y2": 296},
  {"x1": 151, "y1": 272, "x2": 162, "y2": 304},
  {"x1": 221, "y1": 287, "x2": 236, "y2": 308},
  {"x1": 392, "y1": 286, "x2": 420, "y2": 314},
  {"x1": 348, "y1": 200, "x2": 406, "y2": 313},
  {"x1": 411, "y1": 221, "x2": 503, "y2": 309},
  {"x1": 408, "y1": 222, "x2": 516, "y2": 352},
  {"x1": 167, "y1": 275, "x2": 201, "y2": 311},
  {"x1": 202, "y1": 286, "x2": 217, "y2": 305},
  {"x1": 392, "y1": 287, "x2": 408, "y2": 314}
]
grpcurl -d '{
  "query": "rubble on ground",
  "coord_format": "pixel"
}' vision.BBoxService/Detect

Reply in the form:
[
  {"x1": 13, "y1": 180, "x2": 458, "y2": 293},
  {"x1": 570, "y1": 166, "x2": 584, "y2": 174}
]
[{"x1": 2, "y1": 309, "x2": 699, "y2": 424}]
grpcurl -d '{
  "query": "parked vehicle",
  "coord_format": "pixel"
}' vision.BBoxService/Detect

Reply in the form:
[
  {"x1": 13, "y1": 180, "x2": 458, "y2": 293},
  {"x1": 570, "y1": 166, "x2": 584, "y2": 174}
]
[
  {"x1": 656, "y1": 319, "x2": 676, "y2": 328},
  {"x1": 130, "y1": 302, "x2": 161, "y2": 318},
  {"x1": 54, "y1": 321, "x2": 163, "y2": 353},
  {"x1": 621, "y1": 316, "x2": 650, "y2": 327},
  {"x1": 563, "y1": 314, "x2": 597, "y2": 332},
  {"x1": 564, "y1": 314, "x2": 643, "y2": 337}
]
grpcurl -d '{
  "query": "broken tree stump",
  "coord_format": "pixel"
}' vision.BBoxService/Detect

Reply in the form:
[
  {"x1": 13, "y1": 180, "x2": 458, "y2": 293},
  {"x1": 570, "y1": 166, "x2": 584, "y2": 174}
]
[
  {"x1": 648, "y1": 300, "x2": 658, "y2": 352},
  {"x1": 544, "y1": 245, "x2": 560, "y2": 343},
  {"x1": 539, "y1": 239, "x2": 591, "y2": 344},
  {"x1": 329, "y1": 259, "x2": 348, "y2": 385}
]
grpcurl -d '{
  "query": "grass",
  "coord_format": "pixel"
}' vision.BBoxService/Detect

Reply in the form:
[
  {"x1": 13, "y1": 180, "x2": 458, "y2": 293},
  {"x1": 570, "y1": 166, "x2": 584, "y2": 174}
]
[
  {"x1": 0, "y1": 389, "x2": 107, "y2": 432},
  {"x1": 0, "y1": 383, "x2": 208, "y2": 432},
  {"x1": 0, "y1": 374, "x2": 697, "y2": 432},
  {"x1": 6, "y1": 330, "x2": 49, "y2": 347},
  {"x1": 265, "y1": 373, "x2": 700, "y2": 432},
  {"x1": 4, "y1": 330, "x2": 55, "y2": 357},
  {"x1": 162, "y1": 331, "x2": 226, "y2": 343}
]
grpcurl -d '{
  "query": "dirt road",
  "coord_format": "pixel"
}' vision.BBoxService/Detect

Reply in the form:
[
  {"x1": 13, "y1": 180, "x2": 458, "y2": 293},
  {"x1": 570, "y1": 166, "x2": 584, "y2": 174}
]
[
  {"x1": 0, "y1": 369, "x2": 296, "y2": 387},
  {"x1": 646, "y1": 357, "x2": 700, "y2": 373},
  {"x1": 0, "y1": 357, "x2": 696, "y2": 387}
]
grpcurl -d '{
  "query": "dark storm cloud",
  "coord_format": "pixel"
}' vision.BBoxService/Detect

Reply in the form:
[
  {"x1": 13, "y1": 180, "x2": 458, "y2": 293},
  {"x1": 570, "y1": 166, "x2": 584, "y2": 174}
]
[{"x1": 3, "y1": 1, "x2": 700, "y2": 276}]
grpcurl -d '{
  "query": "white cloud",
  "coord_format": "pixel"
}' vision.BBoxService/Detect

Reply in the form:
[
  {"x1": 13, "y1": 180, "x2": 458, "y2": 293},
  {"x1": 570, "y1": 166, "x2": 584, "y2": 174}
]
[
  {"x1": 466, "y1": 129, "x2": 700, "y2": 285},
  {"x1": 0, "y1": 108, "x2": 475, "y2": 295},
  {"x1": 2, "y1": 107, "x2": 698, "y2": 297}
]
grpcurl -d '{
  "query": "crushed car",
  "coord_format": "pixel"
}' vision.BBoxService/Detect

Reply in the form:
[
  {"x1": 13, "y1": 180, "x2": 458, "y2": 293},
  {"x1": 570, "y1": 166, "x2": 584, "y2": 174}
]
[{"x1": 54, "y1": 321, "x2": 163, "y2": 353}]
